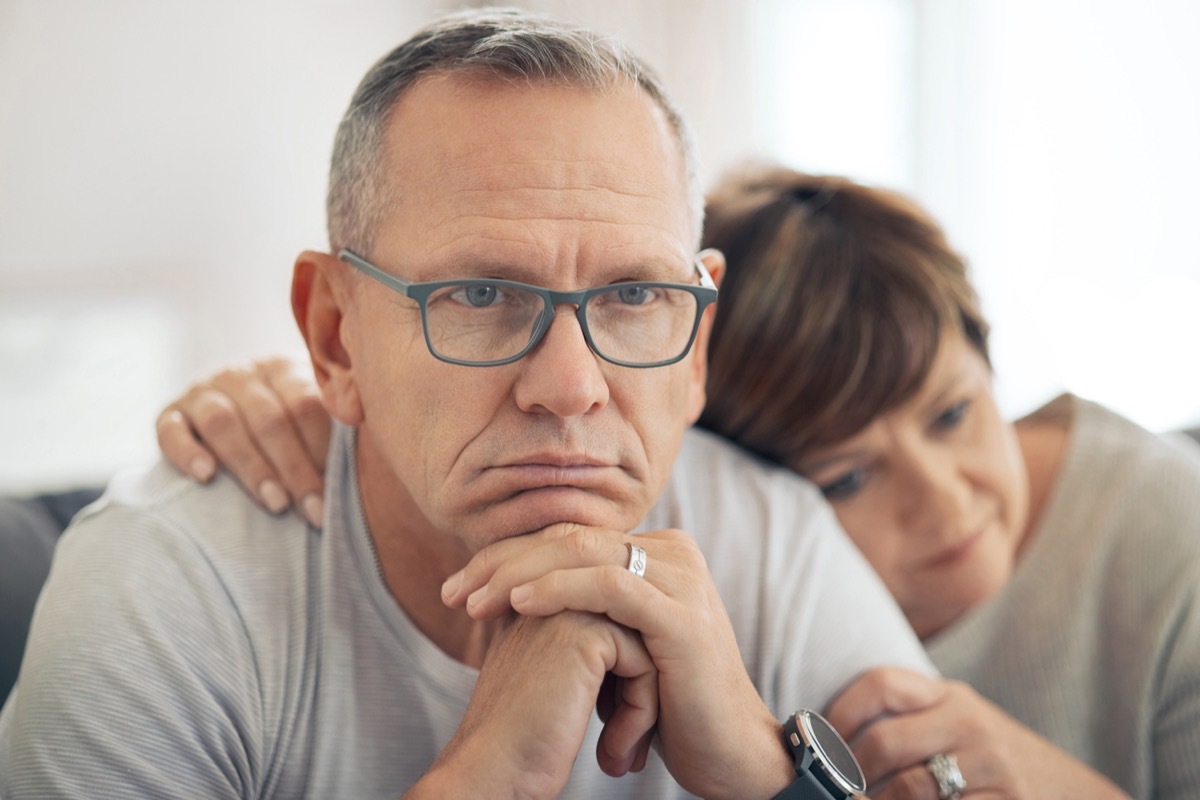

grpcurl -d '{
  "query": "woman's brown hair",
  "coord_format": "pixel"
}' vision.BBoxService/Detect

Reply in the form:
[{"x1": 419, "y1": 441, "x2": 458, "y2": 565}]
[{"x1": 698, "y1": 165, "x2": 990, "y2": 465}]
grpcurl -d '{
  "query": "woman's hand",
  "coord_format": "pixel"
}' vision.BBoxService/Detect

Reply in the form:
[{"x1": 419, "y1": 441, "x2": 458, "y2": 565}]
[
  {"x1": 823, "y1": 666, "x2": 1130, "y2": 799},
  {"x1": 156, "y1": 356, "x2": 331, "y2": 527}
]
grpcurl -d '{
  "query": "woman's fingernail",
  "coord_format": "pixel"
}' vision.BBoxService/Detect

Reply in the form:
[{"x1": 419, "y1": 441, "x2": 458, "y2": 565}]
[
  {"x1": 510, "y1": 585, "x2": 532, "y2": 605},
  {"x1": 441, "y1": 571, "x2": 463, "y2": 601},
  {"x1": 190, "y1": 455, "x2": 216, "y2": 482},
  {"x1": 466, "y1": 584, "x2": 488, "y2": 609},
  {"x1": 258, "y1": 480, "x2": 290, "y2": 514},
  {"x1": 301, "y1": 494, "x2": 324, "y2": 528}
]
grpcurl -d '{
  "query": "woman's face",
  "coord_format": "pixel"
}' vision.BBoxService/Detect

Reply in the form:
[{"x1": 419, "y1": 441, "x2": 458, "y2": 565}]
[{"x1": 794, "y1": 332, "x2": 1031, "y2": 639}]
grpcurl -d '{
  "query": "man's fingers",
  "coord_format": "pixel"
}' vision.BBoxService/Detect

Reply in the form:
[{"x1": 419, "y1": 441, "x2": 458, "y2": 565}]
[
  {"x1": 445, "y1": 526, "x2": 627, "y2": 613},
  {"x1": 446, "y1": 526, "x2": 700, "y2": 618},
  {"x1": 508, "y1": 564, "x2": 661, "y2": 632},
  {"x1": 595, "y1": 623, "x2": 659, "y2": 777},
  {"x1": 629, "y1": 730, "x2": 653, "y2": 773}
]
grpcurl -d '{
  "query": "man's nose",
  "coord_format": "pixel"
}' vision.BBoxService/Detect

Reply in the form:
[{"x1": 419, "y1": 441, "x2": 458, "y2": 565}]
[{"x1": 512, "y1": 306, "x2": 610, "y2": 417}]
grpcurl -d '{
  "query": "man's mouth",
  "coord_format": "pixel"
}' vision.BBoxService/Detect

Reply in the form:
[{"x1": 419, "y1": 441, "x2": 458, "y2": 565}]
[{"x1": 489, "y1": 463, "x2": 616, "y2": 493}]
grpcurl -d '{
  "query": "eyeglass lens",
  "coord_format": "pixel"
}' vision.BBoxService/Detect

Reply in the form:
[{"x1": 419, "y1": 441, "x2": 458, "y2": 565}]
[{"x1": 423, "y1": 282, "x2": 700, "y2": 365}]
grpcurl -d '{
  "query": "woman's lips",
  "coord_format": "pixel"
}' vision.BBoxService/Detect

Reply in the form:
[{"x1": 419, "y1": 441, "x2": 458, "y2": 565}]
[{"x1": 926, "y1": 526, "x2": 986, "y2": 568}]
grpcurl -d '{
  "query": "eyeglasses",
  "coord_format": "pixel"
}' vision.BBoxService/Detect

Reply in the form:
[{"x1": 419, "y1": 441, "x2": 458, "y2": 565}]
[{"x1": 339, "y1": 249, "x2": 718, "y2": 368}]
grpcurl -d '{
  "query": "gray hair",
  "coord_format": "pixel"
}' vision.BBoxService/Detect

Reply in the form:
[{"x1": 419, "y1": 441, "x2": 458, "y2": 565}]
[{"x1": 327, "y1": 6, "x2": 703, "y2": 255}]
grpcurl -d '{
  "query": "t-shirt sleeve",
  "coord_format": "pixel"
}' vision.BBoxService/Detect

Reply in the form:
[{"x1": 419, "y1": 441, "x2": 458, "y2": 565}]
[
  {"x1": 766, "y1": 491, "x2": 937, "y2": 711},
  {"x1": 670, "y1": 432, "x2": 936, "y2": 716},
  {"x1": 0, "y1": 502, "x2": 267, "y2": 799}
]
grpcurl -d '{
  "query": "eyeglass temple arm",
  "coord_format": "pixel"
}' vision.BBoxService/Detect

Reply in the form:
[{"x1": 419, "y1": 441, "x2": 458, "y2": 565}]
[
  {"x1": 339, "y1": 248, "x2": 416, "y2": 295},
  {"x1": 694, "y1": 258, "x2": 717, "y2": 290}
]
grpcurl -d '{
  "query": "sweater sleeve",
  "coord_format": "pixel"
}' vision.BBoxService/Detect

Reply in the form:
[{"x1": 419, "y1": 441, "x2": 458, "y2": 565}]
[
  {"x1": 1153, "y1": 576, "x2": 1200, "y2": 799},
  {"x1": 0, "y1": 500, "x2": 268, "y2": 799}
]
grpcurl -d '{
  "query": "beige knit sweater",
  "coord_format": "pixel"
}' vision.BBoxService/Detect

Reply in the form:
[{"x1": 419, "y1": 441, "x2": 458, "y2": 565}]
[{"x1": 927, "y1": 395, "x2": 1200, "y2": 799}]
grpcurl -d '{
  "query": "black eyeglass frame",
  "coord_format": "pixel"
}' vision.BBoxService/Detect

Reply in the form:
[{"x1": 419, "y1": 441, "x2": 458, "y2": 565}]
[{"x1": 338, "y1": 248, "x2": 718, "y2": 368}]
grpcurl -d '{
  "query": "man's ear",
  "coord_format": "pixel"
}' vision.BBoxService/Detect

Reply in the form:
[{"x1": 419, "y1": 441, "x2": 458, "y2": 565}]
[
  {"x1": 292, "y1": 250, "x2": 364, "y2": 426},
  {"x1": 684, "y1": 248, "x2": 725, "y2": 424}
]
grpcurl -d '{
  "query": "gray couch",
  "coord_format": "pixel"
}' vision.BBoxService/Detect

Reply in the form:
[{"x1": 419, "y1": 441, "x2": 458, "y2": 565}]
[{"x1": 0, "y1": 489, "x2": 101, "y2": 703}]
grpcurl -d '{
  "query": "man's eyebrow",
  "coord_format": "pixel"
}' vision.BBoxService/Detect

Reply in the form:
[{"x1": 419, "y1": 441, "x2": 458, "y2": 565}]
[
  {"x1": 606, "y1": 261, "x2": 697, "y2": 282},
  {"x1": 425, "y1": 257, "x2": 694, "y2": 285},
  {"x1": 585, "y1": 252, "x2": 705, "y2": 283},
  {"x1": 413, "y1": 256, "x2": 534, "y2": 282}
]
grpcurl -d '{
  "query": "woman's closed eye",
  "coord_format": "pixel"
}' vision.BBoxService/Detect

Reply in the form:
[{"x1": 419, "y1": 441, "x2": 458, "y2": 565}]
[
  {"x1": 932, "y1": 398, "x2": 971, "y2": 432},
  {"x1": 818, "y1": 466, "x2": 869, "y2": 501}
]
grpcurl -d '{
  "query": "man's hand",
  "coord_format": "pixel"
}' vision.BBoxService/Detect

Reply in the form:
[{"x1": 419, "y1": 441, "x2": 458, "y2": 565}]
[
  {"x1": 156, "y1": 356, "x2": 330, "y2": 527},
  {"x1": 440, "y1": 524, "x2": 797, "y2": 800},
  {"x1": 823, "y1": 667, "x2": 1130, "y2": 799},
  {"x1": 409, "y1": 610, "x2": 658, "y2": 799}
]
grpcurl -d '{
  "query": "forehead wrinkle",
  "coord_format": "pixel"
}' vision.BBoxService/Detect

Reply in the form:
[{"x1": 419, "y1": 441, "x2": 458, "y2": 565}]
[
  {"x1": 414, "y1": 182, "x2": 691, "y2": 267},
  {"x1": 432, "y1": 155, "x2": 667, "y2": 188},
  {"x1": 425, "y1": 181, "x2": 682, "y2": 221},
  {"x1": 424, "y1": 211, "x2": 685, "y2": 237},
  {"x1": 399, "y1": 167, "x2": 687, "y2": 237},
  {"x1": 409, "y1": 150, "x2": 685, "y2": 210},
  {"x1": 419, "y1": 227, "x2": 689, "y2": 285}
]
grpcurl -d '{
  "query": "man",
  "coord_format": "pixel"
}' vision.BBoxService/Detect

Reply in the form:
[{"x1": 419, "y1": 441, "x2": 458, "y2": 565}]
[{"x1": 0, "y1": 9, "x2": 930, "y2": 798}]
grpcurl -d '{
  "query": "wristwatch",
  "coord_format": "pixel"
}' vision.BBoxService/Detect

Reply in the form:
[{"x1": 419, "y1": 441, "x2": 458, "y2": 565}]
[{"x1": 771, "y1": 709, "x2": 868, "y2": 799}]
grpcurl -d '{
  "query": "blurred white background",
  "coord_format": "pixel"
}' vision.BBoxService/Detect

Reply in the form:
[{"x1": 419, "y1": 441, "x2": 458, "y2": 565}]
[{"x1": 1, "y1": 0, "x2": 1198, "y2": 491}]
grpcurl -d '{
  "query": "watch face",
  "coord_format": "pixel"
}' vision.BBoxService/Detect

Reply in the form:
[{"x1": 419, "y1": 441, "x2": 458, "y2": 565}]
[{"x1": 799, "y1": 710, "x2": 867, "y2": 795}]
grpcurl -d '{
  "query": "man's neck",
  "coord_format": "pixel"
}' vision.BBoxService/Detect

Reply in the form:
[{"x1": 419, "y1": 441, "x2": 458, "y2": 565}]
[{"x1": 355, "y1": 430, "x2": 498, "y2": 668}]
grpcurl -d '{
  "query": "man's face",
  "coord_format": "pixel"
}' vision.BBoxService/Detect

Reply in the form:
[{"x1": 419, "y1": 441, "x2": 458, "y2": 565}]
[{"x1": 338, "y1": 73, "x2": 713, "y2": 553}]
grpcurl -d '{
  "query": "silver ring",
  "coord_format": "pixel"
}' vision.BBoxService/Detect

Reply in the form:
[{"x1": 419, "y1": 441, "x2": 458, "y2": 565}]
[
  {"x1": 626, "y1": 543, "x2": 647, "y2": 578},
  {"x1": 927, "y1": 753, "x2": 966, "y2": 800}
]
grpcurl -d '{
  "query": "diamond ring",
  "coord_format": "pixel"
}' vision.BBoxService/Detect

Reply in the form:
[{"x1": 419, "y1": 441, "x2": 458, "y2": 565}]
[{"x1": 927, "y1": 753, "x2": 966, "y2": 800}]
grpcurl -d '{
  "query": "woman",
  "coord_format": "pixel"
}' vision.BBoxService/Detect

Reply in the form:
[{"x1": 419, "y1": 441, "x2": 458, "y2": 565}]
[
  {"x1": 158, "y1": 166, "x2": 1200, "y2": 799},
  {"x1": 693, "y1": 167, "x2": 1200, "y2": 799}
]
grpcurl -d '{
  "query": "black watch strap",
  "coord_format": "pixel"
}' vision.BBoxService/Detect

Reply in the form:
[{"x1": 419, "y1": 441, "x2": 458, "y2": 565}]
[
  {"x1": 770, "y1": 709, "x2": 866, "y2": 800},
  {"x1": 772, "y1": 767, "x2": 834, "y2": 800}
]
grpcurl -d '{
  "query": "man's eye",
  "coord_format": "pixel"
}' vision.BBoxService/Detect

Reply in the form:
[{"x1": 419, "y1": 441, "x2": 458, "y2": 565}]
[
  {"x1": 616, "y1": 284, "x2": 654, "y2": 305},
  {"x1": 455, "y1": 284, "x2": 502, "y2": 307},
  {"x1": 818, "y1": 467, "x2": 867, "y2": 501},
  {"x1": 933, "y1": 399, "x2": 971, "y2": 431}
]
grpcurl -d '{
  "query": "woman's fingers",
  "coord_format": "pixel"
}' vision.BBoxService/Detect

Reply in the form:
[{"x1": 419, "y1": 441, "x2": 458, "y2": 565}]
[
  {"x1": 256, "y1": 356, "x2": 331, "y2": 472},
  {"x1": 156, "y1": 407, "x2": 217, "y2": 483},
  {"x1": 824, "y1": 666, "x2": 946, "y2": 743},
  {"x1": 155, "y1": 358, "x2": 329, "y2": 527}
]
